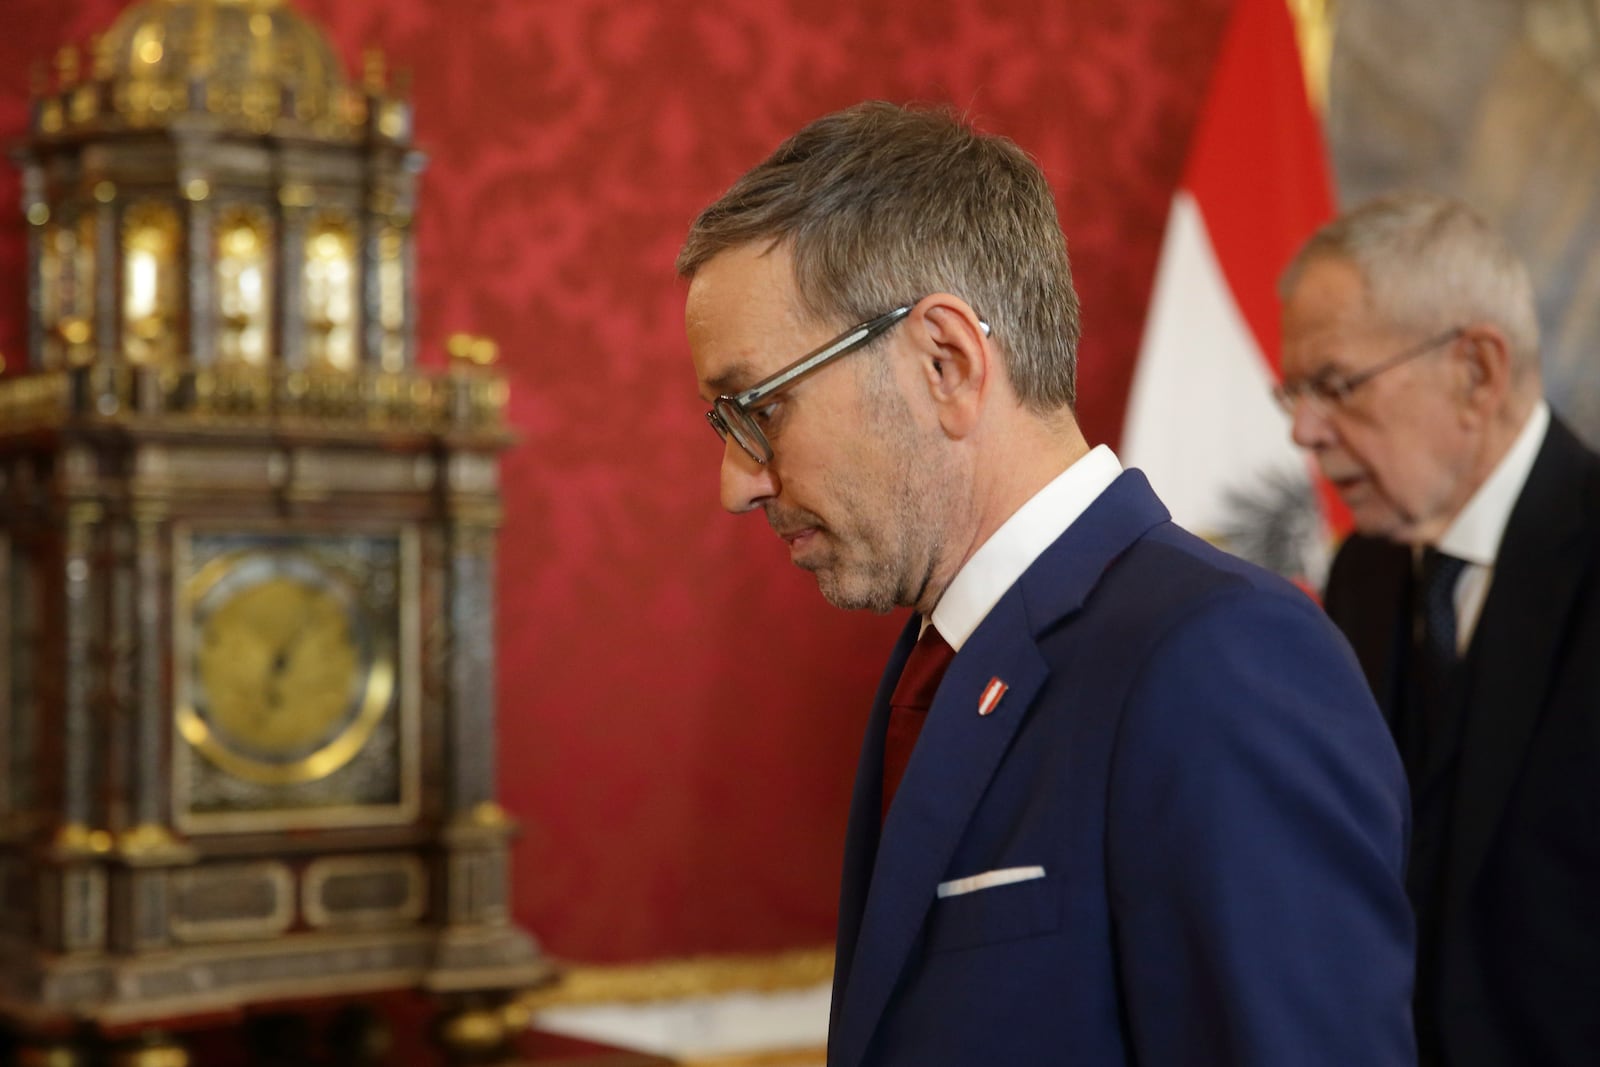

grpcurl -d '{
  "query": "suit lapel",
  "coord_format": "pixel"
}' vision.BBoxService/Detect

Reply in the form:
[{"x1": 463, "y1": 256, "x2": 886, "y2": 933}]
[
  {"x1": 829, "y1": 471, "x2": 1170, "y2": 1067},
  {"x1": 829, "y1": 598, "x2": 1046, "y2": 1067},
  {"x1": 1445, "y1": 420, "x2": 1596, "y2": 921},
  {"x1": 1325, "y1": 541, "x2": 1412, "y2": 720},
  {"x1": 830, "y1": 620, "x2": 918, "y2": 1037}
]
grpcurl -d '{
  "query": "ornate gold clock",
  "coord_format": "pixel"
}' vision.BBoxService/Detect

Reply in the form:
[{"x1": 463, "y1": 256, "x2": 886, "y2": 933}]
[{"x1": 0, "y1": 2, "x2": 549, "y2": 1062}]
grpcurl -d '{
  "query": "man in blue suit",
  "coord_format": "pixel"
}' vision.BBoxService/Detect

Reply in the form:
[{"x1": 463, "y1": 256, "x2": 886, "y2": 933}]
[{"x1": 678, "y1": 102, "x2": 1414, "y2": 1066}]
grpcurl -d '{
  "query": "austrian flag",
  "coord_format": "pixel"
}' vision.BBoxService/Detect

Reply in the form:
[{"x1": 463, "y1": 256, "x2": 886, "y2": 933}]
[{"x1": 1121, "y1": 0, "x2": 1345, "y2": 590}]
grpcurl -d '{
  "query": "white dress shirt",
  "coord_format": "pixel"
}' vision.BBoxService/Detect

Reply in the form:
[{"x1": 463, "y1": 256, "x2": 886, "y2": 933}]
[
  {"x1": 1433, "y1": 401, "x2": 1550, "y2": 653},
  {"x1": 930, "y1": 445, "x2": 1123, "y2": 652}
]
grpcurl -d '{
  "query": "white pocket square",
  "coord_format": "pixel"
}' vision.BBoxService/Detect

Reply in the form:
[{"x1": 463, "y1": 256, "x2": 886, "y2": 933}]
[{"x1": 936, "y1": 865, "x2": 1046, "y2": 899}]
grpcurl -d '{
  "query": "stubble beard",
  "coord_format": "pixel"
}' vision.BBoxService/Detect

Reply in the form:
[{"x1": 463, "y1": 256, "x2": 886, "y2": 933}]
[{"x1": 809, "y1": 422, "x2": 949, "y2": 616}]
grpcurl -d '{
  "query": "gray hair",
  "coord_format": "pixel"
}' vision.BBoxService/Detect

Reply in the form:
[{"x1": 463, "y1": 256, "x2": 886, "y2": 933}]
[
  {"x1": 1281, "y1": 191, "x2": 1540, "y2": 377},
  {"x1": 676, "y1": 101, "x2": 1082, "y2": 413}
]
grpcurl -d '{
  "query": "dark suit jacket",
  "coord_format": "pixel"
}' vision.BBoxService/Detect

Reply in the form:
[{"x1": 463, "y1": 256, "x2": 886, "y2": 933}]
[
  {"x1": 1323, "y1": 415, "x2": 1600, "y2": 1067},
  {"x1": 828, "y1": 470, "x2": 1414, "y2": 1067}
]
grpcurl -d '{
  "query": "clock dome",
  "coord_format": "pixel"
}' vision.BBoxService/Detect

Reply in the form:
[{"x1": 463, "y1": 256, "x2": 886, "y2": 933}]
[{"x1": 37, "y1": 0, "x2": 383, "y2": 139}]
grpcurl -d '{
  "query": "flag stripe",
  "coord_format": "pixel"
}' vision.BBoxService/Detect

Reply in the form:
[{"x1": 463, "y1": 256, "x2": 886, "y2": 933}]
[
  {"x1": 1123, "y1": 192, "x2": 1308, "y2": 538},
  {"x1": 1184, "y1": 0, "x2": 1334, "y2": 369}
]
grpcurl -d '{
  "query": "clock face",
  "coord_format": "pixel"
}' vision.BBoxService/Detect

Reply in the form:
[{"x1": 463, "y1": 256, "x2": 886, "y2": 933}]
[
  {"x1": 179, "y1": 550, "x2": 393, "y2": 787},
  {"x1": 197, "y1": 575, "x2": 357, "y2": 756}
]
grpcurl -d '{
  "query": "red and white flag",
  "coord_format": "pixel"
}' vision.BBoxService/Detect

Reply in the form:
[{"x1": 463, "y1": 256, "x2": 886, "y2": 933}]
[{"x1": 1121, "y1": 0, "x2": 1344, "y2": 588}]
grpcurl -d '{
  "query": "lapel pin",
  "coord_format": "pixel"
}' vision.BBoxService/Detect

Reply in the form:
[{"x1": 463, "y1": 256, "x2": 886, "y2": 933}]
[{"x1": 978, "y1": 677, "x2": 1008, "y2": 717}]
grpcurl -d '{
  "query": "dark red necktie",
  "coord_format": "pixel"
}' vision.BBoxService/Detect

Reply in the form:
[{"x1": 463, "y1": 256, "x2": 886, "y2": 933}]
[{"x1": 882, "y1": 625, "x2": 957, "y2": 822}]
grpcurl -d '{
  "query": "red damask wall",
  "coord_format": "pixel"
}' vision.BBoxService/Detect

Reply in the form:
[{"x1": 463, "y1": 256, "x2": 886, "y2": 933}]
[{"x1": 0, "y1": 0, "x2": 1231, "y2": 963}]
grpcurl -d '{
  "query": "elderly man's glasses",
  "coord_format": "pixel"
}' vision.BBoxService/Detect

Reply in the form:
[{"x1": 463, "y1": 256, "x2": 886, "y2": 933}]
[
  {"x1": 1273, "y1": 328, "x2": 1464, "y2": 414},
  {"x1": 705, "y1": 305, "x2": 915, "y2": 465}
]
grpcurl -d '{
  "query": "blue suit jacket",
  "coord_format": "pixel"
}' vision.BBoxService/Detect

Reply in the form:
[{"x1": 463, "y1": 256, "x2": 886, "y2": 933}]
[{"x1": 828, "y1": 471, "x2": 1415, "y2": 1066}]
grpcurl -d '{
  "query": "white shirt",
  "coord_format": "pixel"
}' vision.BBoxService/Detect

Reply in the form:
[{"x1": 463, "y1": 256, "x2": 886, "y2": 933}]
[
  {"x1": 930, "y1": 445, "x2": 1123, "y2": 651},
  {"x1": 1433, "y1": 401, "x2": 1550, "y2": 653}
]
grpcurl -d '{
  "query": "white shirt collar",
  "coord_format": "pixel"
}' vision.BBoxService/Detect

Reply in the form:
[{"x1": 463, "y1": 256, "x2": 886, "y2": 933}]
[
  {"x1": 929, "y1": 445, "x2": 1123, "y2": 651},
  {"x1": 1436, "y1": 401, "x2": 1549, "y2": 567}
]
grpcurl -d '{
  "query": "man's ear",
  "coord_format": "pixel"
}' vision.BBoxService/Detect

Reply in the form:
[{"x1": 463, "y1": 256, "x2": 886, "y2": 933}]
[
  {"x1": 1453, "y1": 324, "x2": 1511, "y2": 424},
  {"x1": 913, "y1": 297, "x2": 991, "y2": 439}
]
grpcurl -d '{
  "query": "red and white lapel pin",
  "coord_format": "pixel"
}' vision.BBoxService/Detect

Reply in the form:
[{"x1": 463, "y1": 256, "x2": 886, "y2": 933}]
[{"x1": 977, "y1": 677, "x2": 1008, "y2": 717}]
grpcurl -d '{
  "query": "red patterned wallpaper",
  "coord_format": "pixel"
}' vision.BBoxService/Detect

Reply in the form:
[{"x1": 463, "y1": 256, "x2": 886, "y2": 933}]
[{"x1": 0, "y1": 0, "x2": 1230, "y2": 963}]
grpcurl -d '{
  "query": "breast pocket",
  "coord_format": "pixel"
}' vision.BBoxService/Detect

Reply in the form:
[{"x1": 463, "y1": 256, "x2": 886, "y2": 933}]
[{"x1": 924, "y1": 868, "x2": 1059, "y2": 954}]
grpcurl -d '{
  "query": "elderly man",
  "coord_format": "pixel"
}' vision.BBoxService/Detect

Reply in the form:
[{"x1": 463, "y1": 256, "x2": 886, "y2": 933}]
[
  {"x1": 1278, "y1": 191, "x2": 1600, "y2": 1067},
  {"x1": 679, "y1": 102, "x2": 1412, "y2": 1067}
]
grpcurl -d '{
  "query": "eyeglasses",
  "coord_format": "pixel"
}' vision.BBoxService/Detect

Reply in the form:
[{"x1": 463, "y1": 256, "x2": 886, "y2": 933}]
[
  {"x1": 1273, "y1": 327, "x2": 1463, "y2": 414},
  {"x1": 705, "y1": 304, "x2": 916, "y2": 465}
]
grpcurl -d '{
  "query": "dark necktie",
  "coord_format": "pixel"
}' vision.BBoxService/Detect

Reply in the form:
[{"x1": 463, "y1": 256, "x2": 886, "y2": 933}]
[
  {"x1": 1404, "y1": 548, "x2": 1468, "y2": 776},
  {"x1": 1407, "y1": 548, "x2": 1468, "y2": 1067},
  {"x1": 1417, "y1": 548, "x2": 1467, "y2": 664},
  {"x1": 882, "y1": 625, "x2": 956, "y2": 823}
]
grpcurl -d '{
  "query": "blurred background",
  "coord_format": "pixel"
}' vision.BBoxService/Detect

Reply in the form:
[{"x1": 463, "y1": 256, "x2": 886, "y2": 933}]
[{"x1": 1, "y1": 0, "x2": 1595, "y2": 989}]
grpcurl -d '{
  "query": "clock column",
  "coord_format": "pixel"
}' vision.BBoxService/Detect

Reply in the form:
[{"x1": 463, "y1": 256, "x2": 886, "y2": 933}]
[{"x1": 429, "y1": 429, "x2": 545, "y2": 996}]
